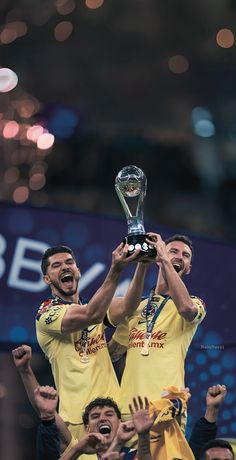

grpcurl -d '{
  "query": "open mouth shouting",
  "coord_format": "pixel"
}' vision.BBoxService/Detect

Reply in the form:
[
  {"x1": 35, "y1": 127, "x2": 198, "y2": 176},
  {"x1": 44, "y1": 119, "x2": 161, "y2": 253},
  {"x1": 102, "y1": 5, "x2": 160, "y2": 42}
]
[
  {"x1": 60, "y1": 272, "x2": 74, "y2": 287},
  {"x1": 172, "y1": 262, "x2": 182, "y2": 273},
  {"x1": 99, "y1": 424, "x2": 112, "y2": 437}
]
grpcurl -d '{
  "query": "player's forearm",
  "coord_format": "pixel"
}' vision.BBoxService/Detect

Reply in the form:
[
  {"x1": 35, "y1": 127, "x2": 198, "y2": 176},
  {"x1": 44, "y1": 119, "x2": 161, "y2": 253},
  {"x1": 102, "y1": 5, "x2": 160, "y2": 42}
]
[
  {"x1": 59, "y1": 444, "x2": 82, "y2": 460},
  {"x1": 204, "y1": 406, "x2": 219, "y2": 423},
  {"x1": 18, "y1": 366, "x2": 40, "y2": 414},
  {"x1": 86, "y1": 265, "x2": 123, "y2": 323},
  {"x1": 160, "y1": 259, "x2": 196, "y2": 319},
  {"x1": 110, "y1": 263, "x2": 147, "y2": 324},
  {"x1": 54, "y1": 413, "x2": 72, "y2": 449},
  {"x1": 121, "y1": 263, "x2": 147, "y2": 315},
  {"x1": 138, "y1": 432, "x2": 152, "y2": 460}
]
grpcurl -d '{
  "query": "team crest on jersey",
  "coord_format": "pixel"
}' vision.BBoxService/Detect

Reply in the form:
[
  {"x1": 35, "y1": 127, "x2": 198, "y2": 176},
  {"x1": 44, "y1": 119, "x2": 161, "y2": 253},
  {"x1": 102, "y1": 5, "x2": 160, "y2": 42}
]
[{"x1": 141, "y1": 301, "x2": 157, "y2": 319}]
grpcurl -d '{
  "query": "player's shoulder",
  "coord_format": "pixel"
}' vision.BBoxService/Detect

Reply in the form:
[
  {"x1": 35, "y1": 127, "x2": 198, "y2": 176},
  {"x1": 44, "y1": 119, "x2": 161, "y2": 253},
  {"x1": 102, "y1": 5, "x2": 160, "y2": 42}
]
[{"x1": 36, "y1": 296, "x2": 65, "y2": 321}]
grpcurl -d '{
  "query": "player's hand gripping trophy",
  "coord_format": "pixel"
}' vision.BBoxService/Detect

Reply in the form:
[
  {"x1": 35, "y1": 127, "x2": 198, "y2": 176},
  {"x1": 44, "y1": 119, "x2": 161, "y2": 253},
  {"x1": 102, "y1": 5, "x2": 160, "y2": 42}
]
[{"x1": 115, "y1": 165, "x2": 156, "y2": 257}]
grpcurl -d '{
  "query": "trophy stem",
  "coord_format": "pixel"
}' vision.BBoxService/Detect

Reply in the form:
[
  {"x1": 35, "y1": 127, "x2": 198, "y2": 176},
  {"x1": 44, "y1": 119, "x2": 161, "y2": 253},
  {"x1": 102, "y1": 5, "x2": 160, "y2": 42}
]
[
  {"x1": 115, "y1": 185, "x2": 132, "y2": 219},
  {"x1": 127, "y1": 216, "x2": 145, "y2": 235}
]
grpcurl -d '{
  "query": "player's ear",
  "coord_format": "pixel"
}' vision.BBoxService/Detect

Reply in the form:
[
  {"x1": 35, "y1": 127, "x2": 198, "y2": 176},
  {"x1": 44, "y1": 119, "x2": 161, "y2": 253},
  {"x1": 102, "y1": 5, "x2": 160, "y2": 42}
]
[
  {"x1": 43, "y1": 274, "x2": 51, "y2": 286},
  {"x1": 186, "y1": 264, "x2": 192, "y2": 275}
]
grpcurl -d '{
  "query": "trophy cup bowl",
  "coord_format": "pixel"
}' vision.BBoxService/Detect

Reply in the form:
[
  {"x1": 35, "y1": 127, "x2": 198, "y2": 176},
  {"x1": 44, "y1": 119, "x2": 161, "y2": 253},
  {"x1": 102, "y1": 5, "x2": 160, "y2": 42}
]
[{"x1": 115, "y1": 165, "x2": 156, "y2": 257}]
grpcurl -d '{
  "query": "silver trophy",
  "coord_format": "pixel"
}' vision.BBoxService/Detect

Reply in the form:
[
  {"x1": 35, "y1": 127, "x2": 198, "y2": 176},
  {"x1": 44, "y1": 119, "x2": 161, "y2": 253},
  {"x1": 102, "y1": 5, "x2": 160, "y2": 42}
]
[{"x1": 115, "y1": 165, "x2": 156, "y2": 256}]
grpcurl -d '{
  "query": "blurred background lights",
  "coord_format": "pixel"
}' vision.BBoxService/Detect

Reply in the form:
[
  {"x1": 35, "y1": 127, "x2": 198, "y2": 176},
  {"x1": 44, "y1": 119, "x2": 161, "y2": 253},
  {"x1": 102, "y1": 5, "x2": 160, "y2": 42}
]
[
  {"x1": 8, "y1": 21, "x2": 28, "y2": 38},
  {"x1": 54, "y1": 21, "x2": 73, "y2": 41},
  {"x1": 3, "y1": 120, "x2": 19, "y2": 139},
  {"x1": 1, "y1": 21, "x2": 27, "y2": 44},
  {"x1": 216, "y1": 28, "x2": 234, "y2": 48},
  {"x1": 26, "y1": 125, "x2": 44, "y2": 142},
  {"x1": 85, "y1": 0, "x2": 105, "y2": 10},
  {"x1": 194, "y1": 119, "x2": 215, "y2": 137},
  {"x1": 56, "y1": 0, "x2": 76, "y2": 15},
  {"x1": 4, "y1": 167, "x2": 20, "y2": 184},
  {"x1": 29, "y1": 162, "x2": 47, "y2": 176},
  {"x1": 0, "y1": 27, "x2": 17, "y2": 44},
  {"x1": 29, "y1": 173, "x2": 46, "y2": 191},
  {"x1": 37, "y1": 132, "x2": 55, "y2": 150},
  {"x1": 191, "y1": 107, "x2": 215, "y2": 138},
  {"x1": 47, "y1": 106, "x2": 79, "y2": 138},
  {"x1": 13, "y1": 185, "x2": 29, "y2": 203},
  {"x1": 191, "y1": 106, "x2": 213, "y2": 123},
  {"x1": 168, "y1": 54, "x2": 189, "y2": 74},
  {"x1": 191, "y1": 107, "x2": 215, "y2": 137},
  {"x1": 12, "y1": 98, "x2": 37, "y2": 118},
  {"x1": 0, "y1": 67, "x2": 18, "y2": 92}
]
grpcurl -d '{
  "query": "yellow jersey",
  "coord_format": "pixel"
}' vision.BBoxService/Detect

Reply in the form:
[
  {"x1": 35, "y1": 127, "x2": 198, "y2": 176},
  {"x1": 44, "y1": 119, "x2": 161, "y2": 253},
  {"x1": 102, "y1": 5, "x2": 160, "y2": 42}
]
[
  {"x1": 36, "y1": 297, "x2": 120, "y2": 425},
  {"x1": 112, "y1": 294, "x2": 205, "y2": 418}
]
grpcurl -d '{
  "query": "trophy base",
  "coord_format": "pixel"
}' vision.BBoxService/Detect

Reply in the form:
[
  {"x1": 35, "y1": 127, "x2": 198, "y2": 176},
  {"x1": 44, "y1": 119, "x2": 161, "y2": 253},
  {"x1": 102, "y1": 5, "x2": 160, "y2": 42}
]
[{"x1": 123, "y1": 234, "x2": 156, "y2": 257}]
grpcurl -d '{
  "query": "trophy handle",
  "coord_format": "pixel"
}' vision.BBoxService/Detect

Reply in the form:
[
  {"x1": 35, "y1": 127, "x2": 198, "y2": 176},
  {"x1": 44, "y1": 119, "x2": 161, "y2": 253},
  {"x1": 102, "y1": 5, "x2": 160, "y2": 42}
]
[{"x1": 136, "y1": 190, "x2": 145, "y2": 222}]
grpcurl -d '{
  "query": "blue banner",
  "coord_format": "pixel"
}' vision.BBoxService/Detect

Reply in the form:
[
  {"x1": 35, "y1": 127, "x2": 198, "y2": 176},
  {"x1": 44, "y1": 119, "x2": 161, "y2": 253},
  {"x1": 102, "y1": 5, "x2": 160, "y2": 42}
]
[{"x1": 0, "y1": 202, "x2": 235, "y2": 439}]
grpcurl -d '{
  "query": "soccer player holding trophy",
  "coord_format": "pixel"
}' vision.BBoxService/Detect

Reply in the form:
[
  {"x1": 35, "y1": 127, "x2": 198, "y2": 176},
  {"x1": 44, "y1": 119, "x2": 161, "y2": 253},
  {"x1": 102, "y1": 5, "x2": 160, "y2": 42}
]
[{"x1": 110, "y1": 165, "x2": 206, "y2": 433}]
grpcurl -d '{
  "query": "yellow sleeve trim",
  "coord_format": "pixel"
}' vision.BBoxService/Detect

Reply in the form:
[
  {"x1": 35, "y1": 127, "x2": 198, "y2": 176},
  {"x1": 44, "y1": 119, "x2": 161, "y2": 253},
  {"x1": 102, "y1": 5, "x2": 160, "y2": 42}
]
[
  {"x1": 106, "y1": 308, "x2": 118, "y2": 327},
  {"x1": 190, "y1": 297, "x2": 206, "y2": 324}
]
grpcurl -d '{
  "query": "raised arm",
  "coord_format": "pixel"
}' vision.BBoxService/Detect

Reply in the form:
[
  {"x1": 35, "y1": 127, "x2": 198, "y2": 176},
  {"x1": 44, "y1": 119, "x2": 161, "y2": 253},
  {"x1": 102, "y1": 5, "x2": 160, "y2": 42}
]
[
  {"x1": 129, "y1": 396, "x2": 156, "y2": 460},
  {"x1": 109, "y1": 260, "x2": 150, "y2": 325},
  {"x1": 61, "y1": 243, "x2": 141, "y2": 333},
  {"x1": 189, "y1": 384, "x2": 227, "y2": 460},
  {"x1": 12, "y1": 345, "x2": 39, "y2": 412},
  {"x1": 12, "y1": 345, "x2": 71, "y2": 449},
  {"x1": 35, "y1": 385, "x2": 72, "y2": 458},
  {"x1": 146, "y1": 233, "x2": 198, "y2": 321},
  {"x1": 204, "y1": 384, "x2": 227, "y2": 423}
]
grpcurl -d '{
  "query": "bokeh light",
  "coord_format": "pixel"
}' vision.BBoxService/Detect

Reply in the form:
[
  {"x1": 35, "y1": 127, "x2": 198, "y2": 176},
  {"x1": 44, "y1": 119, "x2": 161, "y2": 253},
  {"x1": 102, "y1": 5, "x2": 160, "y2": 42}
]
[
  {"x1": 37, "y1": 132, "x2": 55, "y2": 150},
  {"x1": 13, "y1": 99, "x2": 37, "y2": 118},
  {"x1": 0, "y1": 68, "x2": 18, "y2": 92},
  {"x1": 29, "y1": 162, "x2": 47, "y2": 176},
  {"x1": 26, "y1": 125, "x2": 45, "y2": 142},
  {"x1": 191, "y1": 107, "x2": 213, "y2": 123},
  {"x1": 29, "y1": 173, "x2": 46, "y2": 190},
  {"x1": 216, "y1": 28, "x2": 234, "y2": 48},
  {"x1": 4, "y1": 167, "x2": 20, "y2": 184},
  {"x1": 47, "y1": 106, "x2": 79, "y2": 138},
  {"x1": 168, "y1": 55, "x2": 189, "y2": 74},
  {"x1": 13, "y1": 186, "x2": 29, "y2": 203},
  {"x1": 0, "y1": 27, "x2": 17, "y2": 44},
  {"x1": 85, "y1": 0, "x2": 105, "y2": 9},
  {"x1": 3, "y1": 121, "x2": 19, "y2": 139},
  {"x1": 1, "y1": 21, "x2": 28, "y2": 44},
  {"x1": 54, "y1": 21, "x2": 73, "y2": 41},
  {"x1": 8, "y1": 21, "x2": 28, "y2": 38},
  {"x1": 56, "y1": 0, "x2": 76, "y2": 15},
  {"x1": 194, "y1": 119, "x2": 215, "y2": 138}
]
